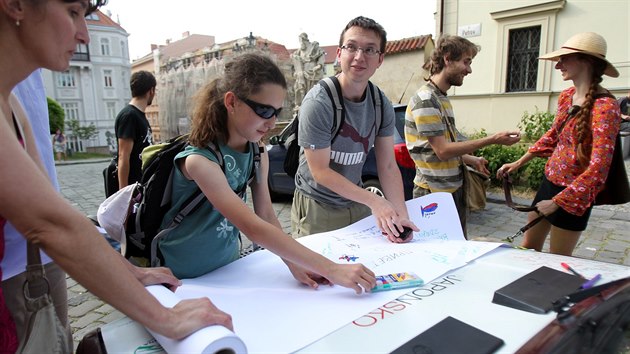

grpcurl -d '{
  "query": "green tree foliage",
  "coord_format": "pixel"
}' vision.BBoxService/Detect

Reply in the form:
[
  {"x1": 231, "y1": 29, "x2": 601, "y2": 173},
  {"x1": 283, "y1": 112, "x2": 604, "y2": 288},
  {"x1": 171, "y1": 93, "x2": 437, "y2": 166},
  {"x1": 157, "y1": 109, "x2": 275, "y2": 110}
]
[
  {"x1": 66, "y1": 119, "x2": 98, "y2": 140},
  {"x1": 47, "y1": 97, "x2": 65, "y2": 134}
]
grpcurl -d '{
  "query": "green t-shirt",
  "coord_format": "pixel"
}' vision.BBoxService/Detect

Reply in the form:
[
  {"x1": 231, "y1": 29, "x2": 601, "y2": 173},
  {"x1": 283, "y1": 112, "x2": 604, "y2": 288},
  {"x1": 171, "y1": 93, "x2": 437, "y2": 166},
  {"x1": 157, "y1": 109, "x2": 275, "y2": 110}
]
[{"x1": 158, "y1": 144, "x2": 253, "y2": 279}]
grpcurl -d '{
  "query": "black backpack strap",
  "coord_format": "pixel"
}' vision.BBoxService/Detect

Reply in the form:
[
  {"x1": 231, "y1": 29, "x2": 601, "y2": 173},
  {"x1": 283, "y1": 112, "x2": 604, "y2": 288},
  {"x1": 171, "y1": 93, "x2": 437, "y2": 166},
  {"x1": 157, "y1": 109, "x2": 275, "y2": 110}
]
[
  {"x1": 368, "y1": 80, "x2": 383, "y2": 134},
  {"x1": 249, "y1": 141, "x2": 263, "y2": 186},
  {"x1": 150, "y1": 189, "x2": 206, "y2": 267},
  {"x1": 206, "y1": 141, "x2": 225, "y2": 173},
  {"x1": 319, "y1": 76, "x2": 345, "y2": 143}
]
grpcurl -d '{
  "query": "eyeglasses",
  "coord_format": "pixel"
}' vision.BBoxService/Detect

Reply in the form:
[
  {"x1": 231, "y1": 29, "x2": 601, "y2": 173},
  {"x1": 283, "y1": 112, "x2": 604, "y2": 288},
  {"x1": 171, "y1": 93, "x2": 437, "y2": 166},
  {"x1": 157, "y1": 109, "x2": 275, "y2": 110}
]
[
  {"x1": 239, "y1": 97, "x2": 283, "y2": 119},
  {"x1": 340, "y1": 44, "x2": 382, "y2": 57}
]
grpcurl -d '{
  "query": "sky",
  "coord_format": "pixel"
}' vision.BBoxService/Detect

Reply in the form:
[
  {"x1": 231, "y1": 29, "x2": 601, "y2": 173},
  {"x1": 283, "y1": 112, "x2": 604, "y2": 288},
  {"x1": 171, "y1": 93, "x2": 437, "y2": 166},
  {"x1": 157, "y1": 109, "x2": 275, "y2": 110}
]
[{"x1": 101, "y1": 0, "x2": 437, "y2": 61}]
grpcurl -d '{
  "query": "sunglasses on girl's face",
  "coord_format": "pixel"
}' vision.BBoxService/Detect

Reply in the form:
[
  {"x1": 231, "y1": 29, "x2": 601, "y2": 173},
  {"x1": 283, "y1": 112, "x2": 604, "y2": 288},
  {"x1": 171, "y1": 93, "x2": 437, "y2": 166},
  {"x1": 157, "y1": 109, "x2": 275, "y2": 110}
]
[{"x1": 239, "y1": 97, "x2": 283, "y2": 119}]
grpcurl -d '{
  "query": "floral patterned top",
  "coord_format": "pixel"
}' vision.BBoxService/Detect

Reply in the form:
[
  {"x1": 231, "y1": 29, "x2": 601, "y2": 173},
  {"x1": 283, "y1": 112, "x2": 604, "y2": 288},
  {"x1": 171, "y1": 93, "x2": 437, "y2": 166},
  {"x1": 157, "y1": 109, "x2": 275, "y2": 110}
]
[{"x1": 529, "y1": 87, "x2": 621, "y2": 216}]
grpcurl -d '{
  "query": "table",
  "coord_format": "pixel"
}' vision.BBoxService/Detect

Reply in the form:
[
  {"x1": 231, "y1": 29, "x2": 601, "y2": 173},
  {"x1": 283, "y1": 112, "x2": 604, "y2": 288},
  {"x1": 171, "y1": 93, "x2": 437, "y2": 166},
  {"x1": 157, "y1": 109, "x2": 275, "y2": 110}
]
[
  {"x1": 93, "y1": 245, "x2": 630, "y2": 353},
  {"x1": 300, "y1": 246, "x2": 629, "y2": 353}
]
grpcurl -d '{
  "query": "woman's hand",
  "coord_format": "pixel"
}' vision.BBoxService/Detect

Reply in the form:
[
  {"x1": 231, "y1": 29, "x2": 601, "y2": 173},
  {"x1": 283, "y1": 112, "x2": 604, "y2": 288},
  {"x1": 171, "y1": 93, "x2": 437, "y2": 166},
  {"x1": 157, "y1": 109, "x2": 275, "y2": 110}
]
[
  {"x1": 163, "y1": 298, "x2": 234, "y2": 336},
  {"x1": 131, "y1": 266, "x2": 182, "y2": 291},
  {"x1": 535, "y1": 199, "x2": 559, "y2": 216},
  {"x1": 496, "y1": 161, "x2": 520, "y2": 179}
]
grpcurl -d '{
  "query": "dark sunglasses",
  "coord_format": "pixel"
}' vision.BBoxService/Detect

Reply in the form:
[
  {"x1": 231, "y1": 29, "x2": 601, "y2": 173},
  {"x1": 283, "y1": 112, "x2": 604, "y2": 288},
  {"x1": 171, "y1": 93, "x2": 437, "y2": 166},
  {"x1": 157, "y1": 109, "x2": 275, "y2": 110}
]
[{"x1": 239, "y1": 97, "x2": 283, "y2": 119}]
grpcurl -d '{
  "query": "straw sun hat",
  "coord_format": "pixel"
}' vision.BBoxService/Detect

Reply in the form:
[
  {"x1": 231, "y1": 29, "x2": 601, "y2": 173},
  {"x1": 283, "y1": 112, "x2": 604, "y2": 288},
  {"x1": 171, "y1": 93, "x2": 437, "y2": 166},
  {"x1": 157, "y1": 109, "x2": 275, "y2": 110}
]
[{"x1": 538, "y1": 32, "x2": 619, "y2": 78}]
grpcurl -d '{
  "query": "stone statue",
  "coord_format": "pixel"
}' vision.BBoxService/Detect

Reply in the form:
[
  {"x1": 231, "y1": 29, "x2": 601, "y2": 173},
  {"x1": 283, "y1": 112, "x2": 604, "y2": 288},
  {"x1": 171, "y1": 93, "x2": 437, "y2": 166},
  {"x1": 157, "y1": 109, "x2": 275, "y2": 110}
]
[{"x1": 291, "y1": 33, "x2": 325, "y2": 111}]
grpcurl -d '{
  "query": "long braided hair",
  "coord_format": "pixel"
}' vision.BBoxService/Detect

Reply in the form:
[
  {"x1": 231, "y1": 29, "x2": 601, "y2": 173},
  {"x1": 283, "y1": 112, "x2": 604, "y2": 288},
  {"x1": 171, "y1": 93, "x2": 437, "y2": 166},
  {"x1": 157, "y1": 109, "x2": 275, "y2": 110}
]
[{"x1": 572, "y1": 53, "x2": 607, "y2": 168}]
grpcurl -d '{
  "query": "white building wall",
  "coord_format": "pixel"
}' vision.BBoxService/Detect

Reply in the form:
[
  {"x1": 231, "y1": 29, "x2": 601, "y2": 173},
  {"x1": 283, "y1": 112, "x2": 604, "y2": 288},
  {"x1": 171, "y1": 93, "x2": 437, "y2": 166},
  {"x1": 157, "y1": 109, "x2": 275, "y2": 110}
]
[
  {"x1": 42, "y1": 15, "x2": 131, "y2": 153},
  {"x1": 437, "y1": 0, "x2": 629, "y2": 133}
]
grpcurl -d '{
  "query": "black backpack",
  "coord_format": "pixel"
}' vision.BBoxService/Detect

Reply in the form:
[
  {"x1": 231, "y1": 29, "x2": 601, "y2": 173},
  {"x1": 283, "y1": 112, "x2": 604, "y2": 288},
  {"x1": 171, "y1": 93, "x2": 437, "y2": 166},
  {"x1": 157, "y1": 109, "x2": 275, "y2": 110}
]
[
  {"x1": 124, "y1": 134, "x2": 262, "y2": 266},
  {"x1": 102, "y1": 157, "x2": 119, "y2": 198},
  {"x1": 283, "y1": 76, "x2": 383, "y2": 178}
]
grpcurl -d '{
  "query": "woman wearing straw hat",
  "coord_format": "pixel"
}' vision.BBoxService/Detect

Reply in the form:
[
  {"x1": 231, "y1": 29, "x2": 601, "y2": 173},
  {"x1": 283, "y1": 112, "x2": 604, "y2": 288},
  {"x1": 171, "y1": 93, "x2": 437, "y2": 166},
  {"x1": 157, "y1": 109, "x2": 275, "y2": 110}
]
[{"x1": 497, "y1": 32, "x2": 621, "y2": 256}]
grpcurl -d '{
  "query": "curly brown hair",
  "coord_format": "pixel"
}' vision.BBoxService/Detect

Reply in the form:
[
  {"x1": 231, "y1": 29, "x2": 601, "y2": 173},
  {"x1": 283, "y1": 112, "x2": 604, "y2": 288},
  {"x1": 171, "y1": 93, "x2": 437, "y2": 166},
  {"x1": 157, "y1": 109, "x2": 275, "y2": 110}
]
[
  {"x1": 428, "y1": 35, "x2": 480, "y2": 76},
  {"x1": 188, "y1": 53, "x2": 287, "y2": 148}
]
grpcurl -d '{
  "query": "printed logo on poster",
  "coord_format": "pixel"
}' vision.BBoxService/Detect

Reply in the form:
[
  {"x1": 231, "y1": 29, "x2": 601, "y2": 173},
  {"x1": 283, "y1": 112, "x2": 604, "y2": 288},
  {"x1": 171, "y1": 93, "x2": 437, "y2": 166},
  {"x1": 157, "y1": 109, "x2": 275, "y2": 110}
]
[{"x1": 420, "y1": 203, "x2": 438, "y2": 218}]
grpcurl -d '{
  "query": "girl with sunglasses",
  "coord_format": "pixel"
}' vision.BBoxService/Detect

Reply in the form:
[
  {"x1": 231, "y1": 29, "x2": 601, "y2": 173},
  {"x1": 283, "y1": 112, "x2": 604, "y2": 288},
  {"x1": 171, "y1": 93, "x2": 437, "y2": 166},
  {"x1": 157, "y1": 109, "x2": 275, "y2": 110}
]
[{"x1": 157, "y1": 53, "x2": 376, "y2": 293}]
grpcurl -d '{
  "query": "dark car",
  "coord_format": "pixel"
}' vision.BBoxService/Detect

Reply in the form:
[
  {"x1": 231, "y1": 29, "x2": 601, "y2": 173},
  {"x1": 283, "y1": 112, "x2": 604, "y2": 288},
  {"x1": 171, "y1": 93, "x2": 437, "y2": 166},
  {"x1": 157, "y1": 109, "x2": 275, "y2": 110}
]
[{"x1": 266, "y1": 104, "x2": 416, "y2": 201}]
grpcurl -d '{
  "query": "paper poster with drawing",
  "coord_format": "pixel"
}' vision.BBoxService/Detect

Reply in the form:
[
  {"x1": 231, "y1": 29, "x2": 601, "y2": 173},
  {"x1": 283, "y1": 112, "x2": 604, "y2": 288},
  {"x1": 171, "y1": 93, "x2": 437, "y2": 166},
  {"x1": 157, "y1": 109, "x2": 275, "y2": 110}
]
[{"x1": 144, "y1": 192, "x2": 502, "y2": 354}]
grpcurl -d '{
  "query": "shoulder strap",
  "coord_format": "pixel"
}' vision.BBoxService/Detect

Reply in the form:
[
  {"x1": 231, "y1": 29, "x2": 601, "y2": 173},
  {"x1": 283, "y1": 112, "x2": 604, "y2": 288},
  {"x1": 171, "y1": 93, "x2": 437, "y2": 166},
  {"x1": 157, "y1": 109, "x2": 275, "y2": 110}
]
[
  {"x1": 368, "y1": 80, "x2": 383, "y2": 134},
  {"x1": 248, "y1": 141, "x2": 263, "y2": 186},
  {"x1": 319, "y1": 77, "x2": 383, "y2": 142},
  {"x1": 206, "y1": 141, "x2": 224, "y2": 172},
  {"x1": 319, "y1": 76, "x2": 345, "y2": 142},
  {"x1": 206, "y1": 141, "x2": 253, "y2": 198}
]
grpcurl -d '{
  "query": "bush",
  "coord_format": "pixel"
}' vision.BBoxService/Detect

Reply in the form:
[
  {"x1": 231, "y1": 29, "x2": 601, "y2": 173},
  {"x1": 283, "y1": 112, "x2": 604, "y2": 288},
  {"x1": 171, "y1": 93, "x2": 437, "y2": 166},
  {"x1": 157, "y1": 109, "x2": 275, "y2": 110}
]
[
  {"x1": 468, "y1": 129, "x2": 528, "y2": 186},
  {"x1": 467, "y1": 108, "x2": 555, "y2": 193},
  {"x1": 475, "y1": 143, "x2": 528, "y2": 186},
  {"x1": 518, "y1": 108, "x2": 554, "y2": 142},
  {"x1": 524, "y1": 157, "x2": 547, "y2": 190}
]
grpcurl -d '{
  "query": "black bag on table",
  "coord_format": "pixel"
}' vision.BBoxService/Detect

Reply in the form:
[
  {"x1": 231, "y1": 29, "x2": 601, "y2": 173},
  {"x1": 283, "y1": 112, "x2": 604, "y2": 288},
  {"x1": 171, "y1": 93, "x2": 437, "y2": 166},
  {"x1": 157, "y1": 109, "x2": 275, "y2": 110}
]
[{"x1": 515, "y1": 276, "x2": 630, "y2": 354}]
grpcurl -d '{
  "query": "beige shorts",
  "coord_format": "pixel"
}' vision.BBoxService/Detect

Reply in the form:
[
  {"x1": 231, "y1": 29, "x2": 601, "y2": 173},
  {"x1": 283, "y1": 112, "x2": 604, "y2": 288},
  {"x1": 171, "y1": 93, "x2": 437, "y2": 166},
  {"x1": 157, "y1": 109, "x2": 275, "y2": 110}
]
[{"x1": 291, "y1": 189, "x2": 370, "y2": 237}]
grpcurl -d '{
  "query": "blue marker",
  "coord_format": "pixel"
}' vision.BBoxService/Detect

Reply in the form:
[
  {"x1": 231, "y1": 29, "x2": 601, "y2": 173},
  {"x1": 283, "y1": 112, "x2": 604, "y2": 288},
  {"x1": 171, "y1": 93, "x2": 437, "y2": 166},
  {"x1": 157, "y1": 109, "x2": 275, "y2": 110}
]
[{"x1": 580, "y1": 274, "x2": 602, "y2": 289}]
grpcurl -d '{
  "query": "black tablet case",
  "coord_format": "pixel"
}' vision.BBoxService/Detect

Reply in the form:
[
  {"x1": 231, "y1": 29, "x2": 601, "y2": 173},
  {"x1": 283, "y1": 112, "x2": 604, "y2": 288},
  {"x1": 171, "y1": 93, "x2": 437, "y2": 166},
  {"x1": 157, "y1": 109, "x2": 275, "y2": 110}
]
[
  {"x1": 391, "y1": 316, "x2": 504, "y2": 354},
  {"x1": 492, "y1": 266, "x2": 584, "y2": 314}
]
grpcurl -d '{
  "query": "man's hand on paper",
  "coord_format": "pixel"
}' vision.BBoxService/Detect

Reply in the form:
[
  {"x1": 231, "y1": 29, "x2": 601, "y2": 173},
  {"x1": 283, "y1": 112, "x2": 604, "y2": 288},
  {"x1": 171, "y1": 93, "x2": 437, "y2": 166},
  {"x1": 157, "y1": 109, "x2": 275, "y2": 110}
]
[
  {"x1": 163, "y1": 298, "x2": 234, "y2": 337},
  {"x1": 381, "y1": 220, "x2": 418, "y2": 243},
  {"x1": 284, "y1": 260, "x2": 331, "y2": 289},
  {"x1": 370, "y1": 197, "x2": 418, "y2": 242}
]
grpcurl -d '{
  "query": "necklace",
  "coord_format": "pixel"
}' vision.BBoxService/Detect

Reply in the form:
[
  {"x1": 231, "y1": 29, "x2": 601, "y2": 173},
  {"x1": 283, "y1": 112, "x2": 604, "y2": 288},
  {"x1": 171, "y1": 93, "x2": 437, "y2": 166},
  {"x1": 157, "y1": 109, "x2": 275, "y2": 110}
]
[{"x1": 428, "y1": 78, "x2": 448, "y2": 96}]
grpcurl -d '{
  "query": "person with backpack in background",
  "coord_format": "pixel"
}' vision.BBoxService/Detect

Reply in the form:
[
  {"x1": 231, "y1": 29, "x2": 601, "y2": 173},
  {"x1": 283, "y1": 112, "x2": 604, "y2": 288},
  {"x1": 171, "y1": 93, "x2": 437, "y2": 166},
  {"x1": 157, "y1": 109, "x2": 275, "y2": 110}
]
[
  {"x1": 157, "y1": 53, "x2": 376, "y2": 293},
  {"x1": 291, "y1": 16, "x2": 417, "y2": 241},
  {"x1": 0, "y1": 1, "x2": 233, "y2": 349},
  {"x1": 405, "y1": 35, "x2": 521, "y2": 238},
  {"x1": 115, "y1": 70, "x2": 155, "y2": 190}
]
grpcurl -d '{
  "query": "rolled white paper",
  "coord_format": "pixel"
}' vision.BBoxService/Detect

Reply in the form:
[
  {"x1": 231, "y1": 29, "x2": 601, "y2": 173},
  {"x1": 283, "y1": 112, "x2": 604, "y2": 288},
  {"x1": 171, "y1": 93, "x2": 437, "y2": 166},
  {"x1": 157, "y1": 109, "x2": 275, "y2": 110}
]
[{"x1": 146, "y1": 285, "x2": 248, "y2": 354}]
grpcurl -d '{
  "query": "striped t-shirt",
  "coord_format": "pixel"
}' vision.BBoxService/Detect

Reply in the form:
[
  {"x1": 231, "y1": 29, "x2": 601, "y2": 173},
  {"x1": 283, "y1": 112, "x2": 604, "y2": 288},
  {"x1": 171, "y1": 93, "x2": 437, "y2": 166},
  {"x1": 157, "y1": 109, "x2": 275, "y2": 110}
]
[{"x1": 404, "y1": 82, "x2": 464, "y2": 193}]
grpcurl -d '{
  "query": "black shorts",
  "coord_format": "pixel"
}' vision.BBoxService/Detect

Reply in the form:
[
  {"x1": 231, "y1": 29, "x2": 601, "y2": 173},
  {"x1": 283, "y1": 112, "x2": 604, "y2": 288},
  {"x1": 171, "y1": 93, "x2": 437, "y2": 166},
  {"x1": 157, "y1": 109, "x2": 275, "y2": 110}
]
[{"x1": 532, "y1": 175, "x2": 593, "y2": 231}]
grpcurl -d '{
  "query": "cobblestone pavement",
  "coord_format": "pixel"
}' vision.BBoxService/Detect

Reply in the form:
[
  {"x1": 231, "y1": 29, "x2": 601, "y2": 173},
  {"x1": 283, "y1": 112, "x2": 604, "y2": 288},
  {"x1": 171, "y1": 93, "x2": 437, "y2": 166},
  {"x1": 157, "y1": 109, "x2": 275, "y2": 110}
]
[{"x1": 55, "y1": 159, "x2": 630, "y2": 351}]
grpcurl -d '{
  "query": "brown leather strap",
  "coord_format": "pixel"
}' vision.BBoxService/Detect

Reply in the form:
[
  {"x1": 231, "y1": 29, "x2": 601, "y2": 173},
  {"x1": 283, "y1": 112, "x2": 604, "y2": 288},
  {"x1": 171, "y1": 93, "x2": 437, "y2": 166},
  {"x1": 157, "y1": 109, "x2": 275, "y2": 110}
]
[
  {"x1": 504, "y1": 215, "x2": 546, "y2": 243},
  {"x1": 501, "y1": 172, "x2": 545, "y2": 243},
  {"x1": 502, "y1": 172, "x2": 538, "y2": 212}
]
